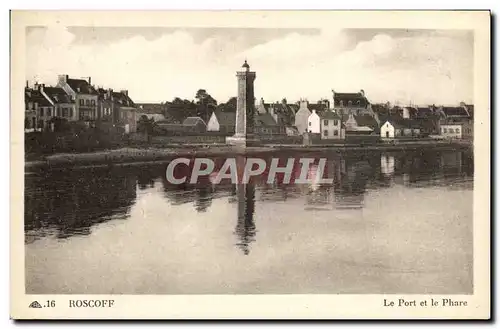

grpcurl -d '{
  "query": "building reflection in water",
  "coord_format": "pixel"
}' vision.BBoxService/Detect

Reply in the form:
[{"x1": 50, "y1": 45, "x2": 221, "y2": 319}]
[
  {"x1": 25, "y1": 150, "x2": 473, "y2": 251},
  {"x1": 233, "y1": 183, "x2": 256, "y2": 255},
  {"x1": 333, "y1": 158, "x2": 370, "y2": 210},
  {"x1": 25, "y1": 168, "x2": 137, "y2": 242},
  {"x1": 381, "y1": 154, "x2": 395, "y2": 177}
]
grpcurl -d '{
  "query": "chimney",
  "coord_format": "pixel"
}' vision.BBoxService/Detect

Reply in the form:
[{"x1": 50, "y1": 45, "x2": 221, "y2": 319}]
[
  {"x1": 360, "y1": 89, "x2": 365, "y2": 96},
  {"x1": 260, "y1": 97, "x2": 264, "y2": 105},
  {"x1": 120, "y1": 90, "x2": 128, "y2": 96},
  {"x1": 107, "y1": 88, "x2": 112, "y2": 100},
  {"x1": 282, "y1": 98, "x2": 287, "y2": 105},
  {"x1": 58, "y1": 74, "x2": 68, "y2": 84},
  {"x1": 25, "y1": 80, "x2": 29, "y2": 88},
  {"x1": 88, "y1": 77, "x2": 92, "y2": 85}
]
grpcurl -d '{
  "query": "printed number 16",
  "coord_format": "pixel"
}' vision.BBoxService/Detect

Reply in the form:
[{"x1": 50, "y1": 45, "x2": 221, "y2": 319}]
[{"x1": 46, "y1": 300, "x2": 55, "y2": 307}]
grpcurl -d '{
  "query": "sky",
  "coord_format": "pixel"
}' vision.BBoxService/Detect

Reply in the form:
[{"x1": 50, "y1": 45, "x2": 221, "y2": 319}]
[{"x1": 26, "y1": 26, "x2": 474, "y2": 105}]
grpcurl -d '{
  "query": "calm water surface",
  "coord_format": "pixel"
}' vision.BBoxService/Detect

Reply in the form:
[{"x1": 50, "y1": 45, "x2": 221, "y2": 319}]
[{"x1": 25, "y1": 149, "x2": 473, "y2": 294}]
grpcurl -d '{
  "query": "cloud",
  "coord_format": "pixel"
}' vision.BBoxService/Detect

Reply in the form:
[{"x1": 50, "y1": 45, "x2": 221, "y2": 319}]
[{"x1": 26, "y1": 27, "x2": 473, "y2": 105}]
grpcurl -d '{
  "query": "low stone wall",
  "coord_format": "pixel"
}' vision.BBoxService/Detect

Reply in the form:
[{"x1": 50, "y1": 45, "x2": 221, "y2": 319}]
[
  {"x1": 257, "y1": 135, "x2": 303, "y2": 145},
  {"x1": 129, "y1": 134, "x2": 226, "y2": 146}
]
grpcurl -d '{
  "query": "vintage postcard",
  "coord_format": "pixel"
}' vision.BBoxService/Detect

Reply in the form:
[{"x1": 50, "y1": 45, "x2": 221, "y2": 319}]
[{"x1": 10, "y1": 10, "x2": 490, "y2": 319}]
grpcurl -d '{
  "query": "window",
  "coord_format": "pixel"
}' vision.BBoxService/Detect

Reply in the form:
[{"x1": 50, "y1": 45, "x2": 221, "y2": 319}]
[
  {"x1": 334, "y1": 130, "x2": 339, "y2": 136},
  {"x1": 455, "y1": 128, "x2": 460, "y2": 133},
  {"x1": 339, "y1": 100, "x2": 343, "y2": 107},
  {"x1": 323, "y1": 120, "x2": 328, "y2": 126},
  {"x1": 334, "y1": 119, "x2": 338, "y2": 126},
  {"x1": 69, "y1": 108, "x2": 73, "y2": 117},
  {"x1": 79, "y1": 99, "x2": 84, "y2": 106},
  {"x1": 443, "y1": 128, "x2": 447, "y2": 133},
  {"x1": 308, "y1": 122, "x2": 311, "y2": 126},
  {"x1": 86, "y1": 99, "x2": 90, "y2": 106},
  {"x1": 323, "y1": 130, "x2": 328, "y2": 137},
  {"x1": 57, "y1": 108, "x2": 61, "y2": 117},
  {"x1": 91, "y1": 100, "x2": 95, "y2": 106}
]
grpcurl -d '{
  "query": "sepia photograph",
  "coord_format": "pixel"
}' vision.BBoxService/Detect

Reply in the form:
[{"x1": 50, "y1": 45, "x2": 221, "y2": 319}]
[{"x1": 10, "y1": 10, "x2": 490, "y2": 319}]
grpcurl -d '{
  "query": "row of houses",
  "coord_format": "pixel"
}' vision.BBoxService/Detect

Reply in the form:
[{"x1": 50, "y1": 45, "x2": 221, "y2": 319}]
[
  {"x1": 206, "y1": 89, "x2": 474, "y2": 141},
  {"x1": 25, "y1": 75, "x2": 138, "y2": 133}
]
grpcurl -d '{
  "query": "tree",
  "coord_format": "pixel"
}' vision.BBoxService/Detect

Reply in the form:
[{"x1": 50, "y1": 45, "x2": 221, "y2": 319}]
[
  {"x1": 217, "y1": 97, "x2": 237, "y2": 113},
  {"x1": 195, "y1": 89, "x2": 217, "y2": 123}
]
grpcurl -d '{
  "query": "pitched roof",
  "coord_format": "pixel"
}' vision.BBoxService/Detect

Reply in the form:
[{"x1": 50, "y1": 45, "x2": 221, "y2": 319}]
[
  {"x1": 289, "y1": 104, "x2": 299, "y2": 114},
  {"x1": 319, "y1": 110, "x2": 341, "y2": 120},
  {"x1": 214, "y1": 110, "x2": 236, "y2": 126},
  {"x1": 66, "y1": 78, "x2": 97, "y2": 95},
  {"x1": 255, "y1": 113, "x2": 277, "y2": 126},
  {"x1": 25, "y1": 89, "x2": 52, "y2": 107},
  {"x1": 354, "y1": 114, "x2": 379, "y2": 129},
  {"x1": 382, "y1": 116, "x2": 422, "y2": 129},
  {"x1": 43, "y1": 87, "x2": 74, "y2": 104},
  {"x1": 333, "y1": 92, "x2": 369, "y2": 108},
  {"x1": 464, "y1": 104, "x2": 474, "y2": 118},
  {"x1": 183, "y1": 117, "x2": 206, "y2": 126},
  {"x1": 112, "y1": 92, "x2": 134, "y2": 107},
  {"x1": 440, "y1": 106, "x2": 470, "y2": 117},
  {"x1": 416, "y1": 107, "x2": 434, "y2": 117}
]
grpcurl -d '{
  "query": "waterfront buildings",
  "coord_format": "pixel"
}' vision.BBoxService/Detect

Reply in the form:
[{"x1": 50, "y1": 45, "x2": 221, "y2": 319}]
[{"x1": 57, "y1": 75, "x2": 98, "y2": 123}]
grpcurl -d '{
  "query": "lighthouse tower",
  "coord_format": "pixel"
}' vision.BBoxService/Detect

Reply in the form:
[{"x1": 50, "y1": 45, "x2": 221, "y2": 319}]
[{"x1": 226, "y1": 60, "x2": 256, "y2": 147}]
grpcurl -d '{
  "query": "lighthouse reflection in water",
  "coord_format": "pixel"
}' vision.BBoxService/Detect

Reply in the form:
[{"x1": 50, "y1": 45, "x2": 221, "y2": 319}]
[{"x1": 25, "y1": 149, "x2": 473, "y2": 294}]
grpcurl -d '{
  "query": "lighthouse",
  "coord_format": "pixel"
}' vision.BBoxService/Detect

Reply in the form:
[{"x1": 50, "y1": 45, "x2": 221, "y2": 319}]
[{"x1": 226, "y1": 60, "x2": 257, "y2": 147}]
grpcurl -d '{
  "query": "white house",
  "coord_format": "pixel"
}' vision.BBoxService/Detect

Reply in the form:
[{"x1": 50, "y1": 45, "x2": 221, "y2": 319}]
[
  {"x1": 381, "y1": 121, "x2": 396, "y2": 139},
  {"x1": 207, "y1": 111, "x2": 220, "y2": 131},
  {"x1": 440, "y1": 124, "x2": 462, "y2": 138},
  {"x1": 307, "y1": 109, "x2": 321, "y2": 133},
  {"x1": 294, "y1": 100, "x2": 311, "y2": 134},
  {"x1": 319, "y1": 110, "x2": 344, "y2": 139},
  {"x1": 207, "y1": 110, "x2": 236, "y2": 134}
]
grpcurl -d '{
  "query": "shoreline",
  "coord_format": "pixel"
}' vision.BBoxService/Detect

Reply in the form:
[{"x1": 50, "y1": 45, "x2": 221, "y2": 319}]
[{"x1": 25, "y1": 140, "x2": 473, "y2": 172}]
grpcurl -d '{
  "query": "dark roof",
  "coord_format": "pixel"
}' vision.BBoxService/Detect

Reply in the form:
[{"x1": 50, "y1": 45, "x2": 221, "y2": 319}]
[
  {"x1": 416, "y1": 107, "x2": 433, "y2": 117},
  {"x1": 381, "y1": 115, "x2": 422, "y2": 129},
  {"x1": 333, "y1": 92, "x2": 369, "y2": 108},
  {"x1": 43, "y1": 87, "x2": 74, "y2": 104},
  {"x1": 371, "y1": 103, "x2": 390, "y2": 114},
  {"x1": 440, "y1": 106, "x2": 470, "y2": 117},
  {"x1": 255, "y1": 113, "x2": 277, "y2": 126},
  {"x1": 289, "y1": 104, "x2": 299, "y2": 113},
  {"x1": 354, "y1": 114, "x2": 379, "y2": 130},
  {"x1": 25, "y1": 89, "x2": 52, "y2": 107},
  {"x1": 403, "y1": 107, "x2": 419, "y2": 117},
  {"x1": 112, "y1": 92, "x2": 134, "y2": 107},
  {"x1": 319, "y1": 110, "x2": 341, "y2": 120},
  {"x1": 183, "y1": 117, "x2": 206, "y2": 126},
  {"x1": 213, "y1": 110, "x2": 236, "y2": 126},
  {"x1": 344, "y1": 113, "x2": 379, "y2": 129},
  {"x1": 66, "y1": 78, "x2": 97, "y2": 95}
]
